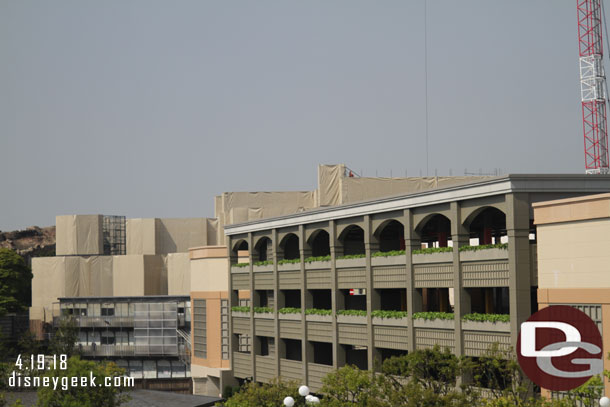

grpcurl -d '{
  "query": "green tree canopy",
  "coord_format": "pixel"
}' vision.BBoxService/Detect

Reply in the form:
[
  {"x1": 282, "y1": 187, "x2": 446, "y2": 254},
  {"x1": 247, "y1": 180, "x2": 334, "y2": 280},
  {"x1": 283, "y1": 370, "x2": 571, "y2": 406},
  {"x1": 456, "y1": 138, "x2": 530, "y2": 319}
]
[
  {"x1": 0, "y1": 249, "x2": 32, "y2": 315},
  {"x1": 36, "y1": 356, "x2": 129, "y2": 407}
]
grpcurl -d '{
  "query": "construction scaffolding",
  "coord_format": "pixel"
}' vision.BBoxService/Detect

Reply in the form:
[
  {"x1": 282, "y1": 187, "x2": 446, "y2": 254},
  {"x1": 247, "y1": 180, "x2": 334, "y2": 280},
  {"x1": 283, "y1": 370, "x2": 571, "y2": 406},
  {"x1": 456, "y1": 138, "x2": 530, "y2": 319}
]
[{"x1": 103, "y1": 215, "x2": 126, "y2": 255}]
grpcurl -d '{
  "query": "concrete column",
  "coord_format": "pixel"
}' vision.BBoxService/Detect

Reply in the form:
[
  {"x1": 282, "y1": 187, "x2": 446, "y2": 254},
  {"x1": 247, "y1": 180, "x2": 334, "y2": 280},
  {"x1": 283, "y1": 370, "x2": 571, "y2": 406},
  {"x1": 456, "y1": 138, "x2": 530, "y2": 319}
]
[
  {"x1": 450, "y1": 201, "x2": 470, "y2": 357},
  {"x1": 272, "y1": 229, "x2": 280, "y2": 378},
  {"x1": 506, "y1": 193, "x2": 532, "y2": 348},
  {"x1": 247, "y1": 233, "x2": 256, "y2": 381},
  {"x1": 364, "y1": 215, "x2": 378, "y2": 370},
  {"x1": 227, "y1": 237, "x2": 238, "y2": 370},
  {"x1": 298, "y1": 225, "x2": 309, "y2": 382},
  {"x1": 404, "y1": 209, "x2": 420, "y2": 352},
  {"x1": 330, "y1": 220, "x2": 340, "y2": 368}
]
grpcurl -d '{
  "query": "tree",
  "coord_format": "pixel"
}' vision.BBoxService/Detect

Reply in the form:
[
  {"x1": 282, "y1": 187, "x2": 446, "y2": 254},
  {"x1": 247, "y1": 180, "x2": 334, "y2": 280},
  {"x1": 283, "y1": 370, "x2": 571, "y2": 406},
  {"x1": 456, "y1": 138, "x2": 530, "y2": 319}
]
[
  {"x1": 320, "y1": 365, "x2": 388, "y2": 407},
  {"x1": 48, "y1": 316, "x2": 79, "y2": 357},
  {"x1": 36, "y1": 356, "x2": 129, "y2": 407},
  {"x1": 218, "y1": 378, "x2": 305, "y2": 407},
  {"x1": 382, "y1": 345, "x2": 465, "y2": 395},
  {"x1": 0, "y1": 249, "x2": 32, "y2": 315}
]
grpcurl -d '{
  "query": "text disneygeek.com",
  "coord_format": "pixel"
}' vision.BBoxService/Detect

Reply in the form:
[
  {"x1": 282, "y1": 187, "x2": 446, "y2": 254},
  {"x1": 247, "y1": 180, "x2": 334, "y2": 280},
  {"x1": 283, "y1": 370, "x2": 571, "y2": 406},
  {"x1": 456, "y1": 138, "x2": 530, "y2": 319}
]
[{"x1": 7, "y1": 372, "x2": 135, "y2": 391}]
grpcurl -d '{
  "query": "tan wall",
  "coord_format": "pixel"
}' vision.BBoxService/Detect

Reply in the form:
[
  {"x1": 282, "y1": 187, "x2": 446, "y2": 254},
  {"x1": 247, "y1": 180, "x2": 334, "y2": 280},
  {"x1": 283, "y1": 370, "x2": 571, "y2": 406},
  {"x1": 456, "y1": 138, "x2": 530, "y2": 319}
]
[
  {"x1": 191, "y1": 259, "x2": 229, "y2": 293},
  {"x1": 56, "y1": 215, "x2": 103, "y2": 256},
  {"x1": 533, "y1": 193, "x2": 610, "y2": 225},
  {"x1": 31, "y1": 256, "x2": 114, "y2": 322},
  {"x1": 537, "y1": 219, "x2": 610, "y2": 288},
  {"x1": 538, "y1": 288, "x2": 610, "y2": 396},
  {"x1": 113, "y1": 255, "x2": 145, "y2": 296},
  {"x1": 168, "y1": 252, "x2": 190, "y2": 295},
  {"x1": 191, "y1": 291, "x2": 230, "y2": 370},
  {"x1": 126, "y1": 218, "x2": 156, "y2": 255},
  {"x1": 156, "y1": 218, "x2": 209, "y2": 255}
]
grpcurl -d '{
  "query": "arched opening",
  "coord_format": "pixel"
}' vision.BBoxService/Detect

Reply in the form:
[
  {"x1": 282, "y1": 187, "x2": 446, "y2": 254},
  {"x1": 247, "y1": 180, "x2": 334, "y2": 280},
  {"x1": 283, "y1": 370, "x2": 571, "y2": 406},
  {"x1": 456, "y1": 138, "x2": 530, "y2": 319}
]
[
  {"x1": 253, "y1": 237, "x2": 272, "y2": 262},
  {"x1": 467, "y1": 207, "x2": 506, "y2": 245},
  {"x1": 309, "y1": 230, "x2": 330, "y2": 257},
  {"x1": 231, "y1": 240, "x2": 249, "y2": 264},
  {"x1": 418, "y1": 214, "x2": 452, "y2": 248},
  {"x1": 376, "y1": 220, "x2": 405, "y2": 252},
  {"x1": 279, "y1": 234, "x2": 299, "y2": 260},
  {"x1": 339, "y1": 225, "x2": 365, "y2": 256}
]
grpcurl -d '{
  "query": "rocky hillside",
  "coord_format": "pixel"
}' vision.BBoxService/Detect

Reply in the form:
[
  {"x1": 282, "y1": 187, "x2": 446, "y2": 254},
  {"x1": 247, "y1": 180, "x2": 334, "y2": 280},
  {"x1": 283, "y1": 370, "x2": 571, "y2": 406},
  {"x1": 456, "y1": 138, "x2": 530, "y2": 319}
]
[{"x1": 0, "y1": 226, "x2": 56, "y2": 265}]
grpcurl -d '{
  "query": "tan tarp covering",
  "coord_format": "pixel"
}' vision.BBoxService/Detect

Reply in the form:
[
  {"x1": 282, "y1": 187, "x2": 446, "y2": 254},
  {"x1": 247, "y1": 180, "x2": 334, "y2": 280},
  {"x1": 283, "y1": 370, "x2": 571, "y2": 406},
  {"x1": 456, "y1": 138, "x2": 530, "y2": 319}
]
[
  {"x1": 112, "y1": 255, "x2": 167, "y2": 296},
  {"x1": 340, "y1": 176, "x2": 492, "y2": 204},
  {"x1": 217, "y1": 191, "x2": 317, "y2": 225},
  {"x1": 156, "y1": 218, "x2": 209, "y2": 254},
  {"x1": 31, "y1": 256, "x2": 113, "y2": 322},
  {"x1": 318, "y1": 164, "x2": 344, "y2": 206},
  {"x1": 31, "y1": 257, "x2": 66, "y2": 322},
  {"x1": 113, "y1": 255, "x2": 145, "y2": 296},
  {"x1": 56, "y1": 215, "x2": 103, "y2": 256},
  {"x1": 126, "y1": 218, "x2": 156, "y2": 255},
  {"x1": 167, "y1": 253, "x2": 190, "y2": 295},
  {"x1": 206, "y1": 218, "x2": 219, "y2": 246}
]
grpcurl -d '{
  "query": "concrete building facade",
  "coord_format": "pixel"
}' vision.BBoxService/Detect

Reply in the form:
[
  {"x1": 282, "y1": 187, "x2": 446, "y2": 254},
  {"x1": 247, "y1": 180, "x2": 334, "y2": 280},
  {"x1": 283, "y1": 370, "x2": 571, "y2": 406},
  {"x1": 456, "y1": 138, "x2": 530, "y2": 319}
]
[
  {"x1": 223, "y1": 175, "x2": 610, "y2": 392},
  {"x1": 534, "y1": 193, "x2": 610, "y2": 396}
]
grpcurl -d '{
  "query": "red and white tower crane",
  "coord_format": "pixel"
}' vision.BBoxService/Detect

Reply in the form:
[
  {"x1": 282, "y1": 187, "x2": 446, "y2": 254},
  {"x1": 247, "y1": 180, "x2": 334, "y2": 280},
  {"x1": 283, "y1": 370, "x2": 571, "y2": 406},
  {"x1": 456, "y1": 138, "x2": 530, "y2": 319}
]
[{"x1": 577, "y1": 0, "x2": 610, "y2": 173}]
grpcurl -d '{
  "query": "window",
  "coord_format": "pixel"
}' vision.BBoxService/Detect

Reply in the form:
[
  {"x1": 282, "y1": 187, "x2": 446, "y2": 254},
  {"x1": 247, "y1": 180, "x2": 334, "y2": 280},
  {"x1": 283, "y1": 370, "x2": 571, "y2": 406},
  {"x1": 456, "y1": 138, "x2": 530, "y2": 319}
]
[
  {"x1": 193, "y1": 299, "x2": 207, "y2": 358},
  {"x1": 221, "y1": 299, "x2": 229, "y2": 360}
]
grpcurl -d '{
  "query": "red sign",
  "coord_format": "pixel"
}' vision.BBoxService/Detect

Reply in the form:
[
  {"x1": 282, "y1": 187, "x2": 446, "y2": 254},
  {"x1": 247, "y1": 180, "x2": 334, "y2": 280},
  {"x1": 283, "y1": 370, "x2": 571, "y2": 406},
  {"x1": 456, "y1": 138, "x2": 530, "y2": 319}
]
[{"x1": 517, "y1": 305, "x2": 603, "y2": 391}]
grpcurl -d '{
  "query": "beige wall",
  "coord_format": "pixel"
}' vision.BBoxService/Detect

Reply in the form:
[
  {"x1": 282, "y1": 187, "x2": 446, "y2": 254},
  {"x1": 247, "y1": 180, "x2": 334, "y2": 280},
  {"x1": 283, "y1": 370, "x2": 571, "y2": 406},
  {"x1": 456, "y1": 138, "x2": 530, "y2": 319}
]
[
  {"x1": 538, "y1": 289, "x2": 610, "y2": 396},
  {"x1": 190, "y1": 248, "x2": 229, "y2": 293},
  {"x1": 126, "y1": 218, "x2": 156, "y2": 255},
  {"x1": 31, "y1": 256, "x2": 114, "y2": 323},
  {"x1": 189, "y1": 245, "x2": 232, "y2": 395},
  {"x1": 112, "y1": 255, "x2": 166, "y2": 296},
  {"x1": 168, "y1": 252, "x2": 190, "y2": 295},
  {"x1": 56, "y1": 215, "x2": 103, "y2": 256},
  {"x1": 127, "y1": 218, "x2": 213, "y2": 255},
  {"x1": 534, "y1": 194, "x2": 610, "y2": 396},
  {"x1": 537, "y1": 218, "x2": 610, "y2": 288},
  {"x1": 191, "y1": 291, "x2": 230, "y2": 371}
]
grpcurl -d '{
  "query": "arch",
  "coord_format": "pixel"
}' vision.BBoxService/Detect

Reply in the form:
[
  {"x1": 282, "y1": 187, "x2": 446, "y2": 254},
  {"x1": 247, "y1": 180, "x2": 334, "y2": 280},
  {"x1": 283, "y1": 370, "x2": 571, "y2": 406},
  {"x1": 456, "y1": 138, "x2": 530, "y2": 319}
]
[
  {"x1": 465, "y1": 206, "x2": 506, "y2": 245},
  {"x1": 308, "y1": 229, "x2": 330, "y2": 257},
  {"x1": 415, "y1": 214, "x2": 452, "y2": 248},
  {"x1": 231, "y1": 239, "x2": 249, "y2": 255},
  {"x1": 253, "y1": 236, "x2": 272, "y2": 262},
  {"x1": 279, "y1": 233, "x2": 299, "y2": 260},
  {"x1": 338, "y1": 225, "x2": 365, "y2": 256},
  {"x1": 374, "y1": 220, "x2": 405, "y2": 252}
]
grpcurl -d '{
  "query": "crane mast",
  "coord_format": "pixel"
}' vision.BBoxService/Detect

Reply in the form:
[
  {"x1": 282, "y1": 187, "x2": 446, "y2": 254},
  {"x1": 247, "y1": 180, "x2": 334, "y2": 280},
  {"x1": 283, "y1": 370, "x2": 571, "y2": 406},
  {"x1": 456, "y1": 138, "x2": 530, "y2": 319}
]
[{"x1": 578, "y1": 0, "x2": 610, "y2": 173}]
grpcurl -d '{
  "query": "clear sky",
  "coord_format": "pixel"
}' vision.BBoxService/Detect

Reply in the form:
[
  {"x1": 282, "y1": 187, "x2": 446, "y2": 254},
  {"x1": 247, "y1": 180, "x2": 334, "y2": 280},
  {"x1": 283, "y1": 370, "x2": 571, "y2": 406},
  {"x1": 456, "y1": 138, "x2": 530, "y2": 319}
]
[{"x1": 0, "y1": 1, "x2": 588, "y2": 230}]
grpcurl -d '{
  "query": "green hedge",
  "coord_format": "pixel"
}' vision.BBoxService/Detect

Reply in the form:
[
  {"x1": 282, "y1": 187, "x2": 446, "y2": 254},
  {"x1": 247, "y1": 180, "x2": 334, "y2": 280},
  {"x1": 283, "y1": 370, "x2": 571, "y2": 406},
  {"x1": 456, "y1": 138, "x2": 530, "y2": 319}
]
[
  {"x1": 253, "y1": 306, "x2": 273, "y2": 314},
  {"x1": 304, "y1": 255, "x2": 331, "y2": 263},
  {"x1": 371, "y1": 250, "x2": 406, "y2": 258},
  {"x1": 336, "y1": 254, "x2": 366, "y2": 260},
  {"x1": 231, "y1": 306, "x2": 250, "y2": 313},
  {"x1": 277, "y1": 258, "x2": 301, "y2": 265},
  {"x1": 305, "y1": 308, "x2": 332, "y2": 316},
  {"x1": 412, "y1": 312, "x2": 454, "y2": 321},
  {"x1": 371, "y1": 310, "x2": 408, "y2": 319},
  {"x1": 412, "y1": 247, "x2": 454, "y2": 255},
  {"x1": 462, "y1": 313, "x2": 509, "y2": 323},
  {"x1": 233, "y1": 263, "x2": 249, "y2": 268},
  {"x1": 278, "y1": 307, "x2": 301, "y2": 314},
  {"x1": 458, "y1": 243, "x2": 507, "y2": 252},
  {"x1": 337, "y1": 309, "x2": 367, "y2": 317},
  {"x1": 254, "y1": 260, "x2": 273, "y2": 266}
]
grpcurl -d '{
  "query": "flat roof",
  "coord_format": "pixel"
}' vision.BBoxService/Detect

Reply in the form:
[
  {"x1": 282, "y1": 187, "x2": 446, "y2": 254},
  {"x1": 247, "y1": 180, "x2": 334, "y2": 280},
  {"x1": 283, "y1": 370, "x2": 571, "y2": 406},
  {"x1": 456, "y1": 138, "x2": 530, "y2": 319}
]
[
  {"x1": 224, "y1": 174, "x2": 610, "y2": 235},
  {"x1": 59, "y1": 295, "x2": 190, "y2": 302}
]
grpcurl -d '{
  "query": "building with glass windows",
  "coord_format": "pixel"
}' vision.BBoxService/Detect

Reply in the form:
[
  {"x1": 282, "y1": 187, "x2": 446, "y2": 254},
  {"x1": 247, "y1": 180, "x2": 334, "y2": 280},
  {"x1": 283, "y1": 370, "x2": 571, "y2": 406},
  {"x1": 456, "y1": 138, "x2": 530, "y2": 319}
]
[
  {"x1": 223, "y1": 174, "x2": 610, "y2": 391},
  {"x1": 57, "y1": 295, "x2": 191, "y2": 379}
]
